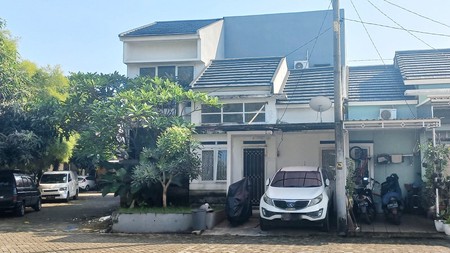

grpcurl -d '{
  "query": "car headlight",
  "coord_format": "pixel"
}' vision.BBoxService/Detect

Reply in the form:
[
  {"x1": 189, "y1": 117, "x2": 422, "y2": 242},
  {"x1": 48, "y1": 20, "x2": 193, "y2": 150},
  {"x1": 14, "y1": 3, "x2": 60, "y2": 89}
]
[
  {"x1": 263, "y1": 194, "x2": 275, "y2": 206},
  {"x1": 308, "y1": 193, "x2": 323, "y2": 207},
  {"x1": 59, "y1": 187, "x2": 67, "y2": 191}
]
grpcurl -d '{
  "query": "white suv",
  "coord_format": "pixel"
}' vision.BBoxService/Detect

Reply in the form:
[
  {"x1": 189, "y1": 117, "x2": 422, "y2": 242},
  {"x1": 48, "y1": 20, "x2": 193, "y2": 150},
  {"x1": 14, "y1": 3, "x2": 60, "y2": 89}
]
[{"x1": 259, "y1": 166, "x2": 335, "y2": 231}]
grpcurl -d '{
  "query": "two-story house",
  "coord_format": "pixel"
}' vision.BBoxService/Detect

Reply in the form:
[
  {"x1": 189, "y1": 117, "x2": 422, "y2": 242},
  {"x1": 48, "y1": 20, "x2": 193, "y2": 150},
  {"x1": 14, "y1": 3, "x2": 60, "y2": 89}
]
[{"x1": 120, "y1": 10, "x2": 344, "y2": 205}]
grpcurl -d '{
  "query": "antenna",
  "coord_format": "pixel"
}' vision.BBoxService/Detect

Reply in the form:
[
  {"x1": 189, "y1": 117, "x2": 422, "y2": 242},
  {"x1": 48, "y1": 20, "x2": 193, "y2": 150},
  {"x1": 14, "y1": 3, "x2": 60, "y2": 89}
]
[{"x1": 309, "y1": 96, "x2": 332, "y2": 122}]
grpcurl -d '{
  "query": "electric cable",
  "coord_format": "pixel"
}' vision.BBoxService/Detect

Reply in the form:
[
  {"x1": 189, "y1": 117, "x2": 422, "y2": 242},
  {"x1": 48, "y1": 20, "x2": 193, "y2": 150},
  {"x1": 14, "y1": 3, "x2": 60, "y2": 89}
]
[
  {"x1": 345, "y1": 18, "x2": 450, "y2": 38},
  {"x1": 366, "y1": 0, "x2": 435, "y2": 49},
  {"x1": 382, "y1": 0, "x2": 450, "y2": 29},
  {"x1": 350, "y1": 0, "x2": 385, "y2": 65},
  {"x1": 278, "y1": 0, "x2": 333, "y2": 123}
]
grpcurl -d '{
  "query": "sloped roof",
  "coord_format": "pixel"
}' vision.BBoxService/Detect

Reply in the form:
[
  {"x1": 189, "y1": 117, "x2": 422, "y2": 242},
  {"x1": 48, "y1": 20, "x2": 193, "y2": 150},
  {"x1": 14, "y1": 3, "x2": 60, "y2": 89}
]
[
  {"x1": 192, "y1": 57, "x2": 283, "y2": 89},
  {"x1": 348, "y1": 65, "x2": 414, "y2": 102},
  {"x1": 279, "y1": 67, "x2": 334, "y2": 104},
  {"x1": 395, "y1": 48, "x2": 450, "y2": 81},
  {"x1": 120, "y1": 19, "x2": 221, "y2": 37}
]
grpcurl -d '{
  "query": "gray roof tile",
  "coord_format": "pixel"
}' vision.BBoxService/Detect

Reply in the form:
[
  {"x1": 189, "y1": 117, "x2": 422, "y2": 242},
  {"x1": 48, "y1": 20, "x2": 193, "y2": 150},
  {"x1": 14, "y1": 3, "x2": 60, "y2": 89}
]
[
  {"x1": 192, "y1": 57, "x2": 283, "y2": 88},
  {"x1": 395, "y1": 48, "x2": 450, "y2": 81},
  {"x1": 120, "y1": 19, "x2": 221, "y2": 37},
  {"x1": 279, "y1": 67, "x2": 334, "y2": 104},
  {"x1": 348, "y1": 65, "x2": 414, "y2": 102}
]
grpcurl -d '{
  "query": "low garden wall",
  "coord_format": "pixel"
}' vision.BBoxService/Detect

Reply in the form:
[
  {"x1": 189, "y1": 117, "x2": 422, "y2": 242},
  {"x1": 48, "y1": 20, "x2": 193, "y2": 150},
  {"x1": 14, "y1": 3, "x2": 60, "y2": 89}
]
[{"x1": 112, "y1": 209, "x2": 226, "y2": 233}]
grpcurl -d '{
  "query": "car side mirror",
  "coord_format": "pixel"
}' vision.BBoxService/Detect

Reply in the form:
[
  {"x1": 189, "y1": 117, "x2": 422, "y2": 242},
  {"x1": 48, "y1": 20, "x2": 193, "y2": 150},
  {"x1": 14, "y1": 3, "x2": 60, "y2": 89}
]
[
  {"x1": 265, "y1": 178, "x2": 271, "y2": 186},
  {"x1": 325, "y1": 178, "x2": 330, "y2": 187}
]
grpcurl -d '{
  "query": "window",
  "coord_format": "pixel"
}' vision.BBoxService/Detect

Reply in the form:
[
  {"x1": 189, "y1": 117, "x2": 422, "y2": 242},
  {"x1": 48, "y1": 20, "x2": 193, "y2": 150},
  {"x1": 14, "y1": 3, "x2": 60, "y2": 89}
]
[
  {"x1": 201, "y1": 103, "x2": 266, "y2": 124},
  {"x1": 177, "y1": 66, "x2": 194, "y2": 88},
  {"x1": 139, "y1": 67, "x2": 155, "y2": 77},
  {"x1": 158, "y1": 66, "x2": 176, "y2": 80},
  {"x1": 201, "y1": 146, "x2": 227, "y2": 181},
  {"x1": 139, "y1": 66, "x2": 194, "y2": 88}
]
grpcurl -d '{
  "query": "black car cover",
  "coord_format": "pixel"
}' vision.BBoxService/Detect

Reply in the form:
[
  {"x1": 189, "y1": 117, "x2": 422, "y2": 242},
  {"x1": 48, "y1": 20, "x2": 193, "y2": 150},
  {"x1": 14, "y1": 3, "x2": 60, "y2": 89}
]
[{"x1": 225, "y1": 177, "x2": 252, "y2": 225}]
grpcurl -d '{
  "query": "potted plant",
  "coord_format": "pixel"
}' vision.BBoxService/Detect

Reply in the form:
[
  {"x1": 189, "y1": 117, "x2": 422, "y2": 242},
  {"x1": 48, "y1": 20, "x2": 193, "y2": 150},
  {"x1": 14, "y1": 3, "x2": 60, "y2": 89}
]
[{"x1": 420, "y1": 142, "x2": 450, "y2": 221}]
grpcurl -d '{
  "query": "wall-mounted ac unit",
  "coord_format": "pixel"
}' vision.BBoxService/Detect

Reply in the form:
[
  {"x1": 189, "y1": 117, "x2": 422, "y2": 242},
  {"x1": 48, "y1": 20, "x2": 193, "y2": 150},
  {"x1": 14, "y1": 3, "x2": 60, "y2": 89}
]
[
  {"x1": 294, "y1": 60, "x2": 309, "y2": 69},
  {"x1": 379, "y1": 109, "x2": 397, "y2": 120}
]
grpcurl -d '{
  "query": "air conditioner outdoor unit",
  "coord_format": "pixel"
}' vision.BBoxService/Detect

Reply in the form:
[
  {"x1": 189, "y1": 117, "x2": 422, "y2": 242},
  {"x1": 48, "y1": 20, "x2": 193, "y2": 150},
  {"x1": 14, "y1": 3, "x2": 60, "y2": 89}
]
[
  {"x1": 294, "y1": 60, "x2": 309, "y2": 69},
  {"x1": 379, "y1": 109, "x2": 397, "y2": 120}
]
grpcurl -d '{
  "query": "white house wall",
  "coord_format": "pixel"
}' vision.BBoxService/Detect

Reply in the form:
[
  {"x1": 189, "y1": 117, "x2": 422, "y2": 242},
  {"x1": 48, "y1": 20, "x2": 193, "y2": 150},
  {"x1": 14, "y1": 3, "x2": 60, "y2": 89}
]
[
  {"x1": 123, "y1": 40, "x2": 198, "y2": 64},
  {"x1": 198, "y1": 20, "x2": 225, "y2": 63},
  {"x1": 276, "y1": 106, "x2": 334, "y2": 123},
  {"x1": 349, "y1": 129, "x2": 421, "y2": 199},
  {"x1": 275, "y1": 131, "x2": 335, "y2": 171}
]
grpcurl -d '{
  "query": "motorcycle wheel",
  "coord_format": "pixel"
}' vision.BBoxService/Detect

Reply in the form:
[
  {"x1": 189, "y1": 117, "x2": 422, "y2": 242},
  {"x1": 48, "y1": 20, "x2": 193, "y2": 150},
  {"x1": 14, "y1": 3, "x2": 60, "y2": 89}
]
[{"x1": 365, "y1": 207, "x2": 376, "y2": 224}]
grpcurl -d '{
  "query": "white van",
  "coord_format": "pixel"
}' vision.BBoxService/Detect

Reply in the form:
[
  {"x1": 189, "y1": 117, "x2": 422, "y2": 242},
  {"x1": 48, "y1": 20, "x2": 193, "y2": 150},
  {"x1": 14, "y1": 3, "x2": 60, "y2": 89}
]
[{"x1": 39, "y1": 171, "x2": 79, "y2": 201}]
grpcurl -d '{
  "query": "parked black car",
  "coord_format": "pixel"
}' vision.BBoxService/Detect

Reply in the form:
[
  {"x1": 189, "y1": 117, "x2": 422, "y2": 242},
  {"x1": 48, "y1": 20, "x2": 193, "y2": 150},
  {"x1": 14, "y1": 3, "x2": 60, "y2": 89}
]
[{"x1": 0, "y1": 170, "x2": 42, "y2": 216}]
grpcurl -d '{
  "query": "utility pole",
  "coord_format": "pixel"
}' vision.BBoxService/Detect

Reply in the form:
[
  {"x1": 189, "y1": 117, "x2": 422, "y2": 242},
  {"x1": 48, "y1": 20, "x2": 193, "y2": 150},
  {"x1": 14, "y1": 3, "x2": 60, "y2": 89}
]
[{"x1": 333, "y1": 0, "x2": 348, "y2": 236}]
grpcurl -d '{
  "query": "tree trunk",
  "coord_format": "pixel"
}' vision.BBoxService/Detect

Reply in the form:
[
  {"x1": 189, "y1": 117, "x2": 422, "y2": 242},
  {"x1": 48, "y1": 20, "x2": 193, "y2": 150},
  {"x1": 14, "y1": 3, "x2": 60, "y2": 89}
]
[{"x1": 162, "y1": 184, "x2": 168, "y2": 208}]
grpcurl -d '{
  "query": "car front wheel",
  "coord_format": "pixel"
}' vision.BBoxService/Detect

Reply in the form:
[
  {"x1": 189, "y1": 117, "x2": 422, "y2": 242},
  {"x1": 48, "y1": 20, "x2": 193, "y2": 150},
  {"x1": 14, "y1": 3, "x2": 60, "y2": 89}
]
[
  {"x1": 15, "y1": 202, "x2": 25, "y2": 217},
  {"x1": 259, "y1": 217, "x2": 270, "y2": 231},
  {"x1": 33, "y1": 198, "x2": 42, "y2": 211},
  {"x1": 321, "y1": 212, "x2": 330, "y2": 232},
  {"x1": 85, "y1": 185, "x2": 90, "y2": 191}
]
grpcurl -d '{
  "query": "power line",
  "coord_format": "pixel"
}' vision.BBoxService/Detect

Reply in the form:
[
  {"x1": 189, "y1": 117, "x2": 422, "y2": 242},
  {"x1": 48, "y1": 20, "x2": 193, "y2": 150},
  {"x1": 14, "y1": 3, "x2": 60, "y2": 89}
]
[
  {"x1": 366, "y1": 0, "x2": 435, "y2": 49},
  {"x1": 278, "y1": 0, "x2": 333, "y2": 123},
  {"x1": 383, "y1": 0, "x2": 450, "y2": 29},
  {"x1": 349, "y1": 0, "x2": 385, "y2": 65},
  {"x1": 345, "y1": 18, "x2": 450, "y2": 38}
]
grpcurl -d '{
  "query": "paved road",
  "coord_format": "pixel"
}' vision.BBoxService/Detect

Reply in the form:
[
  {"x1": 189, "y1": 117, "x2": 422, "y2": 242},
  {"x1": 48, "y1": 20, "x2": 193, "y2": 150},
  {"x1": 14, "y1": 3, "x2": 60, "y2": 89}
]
[
  {"x1": 1, "y1": 193, "x2": 450, "y2": 252},
  {"x1": 1, "y1": 232, "x2": 450, "y2": 253},
  {"x1": 0, "y1": 192, "x2": 119, "y2": 233}
]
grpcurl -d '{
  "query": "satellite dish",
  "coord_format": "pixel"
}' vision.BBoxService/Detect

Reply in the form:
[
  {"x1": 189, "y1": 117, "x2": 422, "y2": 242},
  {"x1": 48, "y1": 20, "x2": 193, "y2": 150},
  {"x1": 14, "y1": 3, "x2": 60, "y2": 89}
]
[
  {"x1": 309, "y1": 96, "x2": 332, "y2": 123},
  {"x1": 309, "y1": 96, "x2": 332, "y2": 112}
]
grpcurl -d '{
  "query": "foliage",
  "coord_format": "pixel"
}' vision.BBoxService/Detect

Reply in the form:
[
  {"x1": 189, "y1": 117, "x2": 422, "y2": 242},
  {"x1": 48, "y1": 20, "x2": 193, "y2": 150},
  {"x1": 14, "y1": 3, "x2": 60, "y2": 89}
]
[
  {"x1": 421, "y1": 142, "x2": 450, "y2": 188},
  {"x1": 0, "y1": 19, "x2": 29, "y2": 103},
  {"x1": 132, "y1": 125, "x2": 201, "y2": 208},
  {"x1": 420, "y1": 141, "x2": 450, "y2": 217},
  {"x1": 94, "y1": 77, "x2": 215, "y2": 207},
  {"x1": 0, "y1": 21, "x2": 70, "y2": 173}
]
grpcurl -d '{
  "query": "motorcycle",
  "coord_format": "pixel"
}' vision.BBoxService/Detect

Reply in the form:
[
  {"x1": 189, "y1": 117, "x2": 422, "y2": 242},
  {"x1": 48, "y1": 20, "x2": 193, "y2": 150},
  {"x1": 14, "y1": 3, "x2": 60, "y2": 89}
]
[
  {"x1": 352, "y1": 177, "x2": 377, "y2": 224},
  {"x1": 381, "y1": 173, "x2": 403, "y2": 225}
]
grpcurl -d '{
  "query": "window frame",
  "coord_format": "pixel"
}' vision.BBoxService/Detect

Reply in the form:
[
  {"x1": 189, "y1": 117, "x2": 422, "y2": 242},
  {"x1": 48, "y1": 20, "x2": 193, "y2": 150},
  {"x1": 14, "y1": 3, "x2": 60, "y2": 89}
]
[
  {"x1": 200, "y1": 143, "x2": 227, "y2": 182},
  {"x1": 139, "y1": 65, "x2": 194, "y2": 87},
  {"x1": 201, "y1": 102, "x2": 266, "y2": 125}
]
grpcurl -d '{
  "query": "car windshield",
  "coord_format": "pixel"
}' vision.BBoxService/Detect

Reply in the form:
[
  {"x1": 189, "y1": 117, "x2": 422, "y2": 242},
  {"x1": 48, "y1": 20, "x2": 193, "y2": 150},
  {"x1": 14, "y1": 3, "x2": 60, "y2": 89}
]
[
  {"x1": 271, "y1": 171, "x2": 322, "y2": 187},
  {"x1": 40, "y1": 174, "x2": 67, "y2": 184}
]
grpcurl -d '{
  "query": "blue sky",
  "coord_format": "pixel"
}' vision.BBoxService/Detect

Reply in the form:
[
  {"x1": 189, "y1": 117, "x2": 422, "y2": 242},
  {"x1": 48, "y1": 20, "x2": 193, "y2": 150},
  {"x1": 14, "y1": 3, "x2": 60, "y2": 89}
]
[{"x1": 1, "y1": 0, "x2": 449, "y2": 75}]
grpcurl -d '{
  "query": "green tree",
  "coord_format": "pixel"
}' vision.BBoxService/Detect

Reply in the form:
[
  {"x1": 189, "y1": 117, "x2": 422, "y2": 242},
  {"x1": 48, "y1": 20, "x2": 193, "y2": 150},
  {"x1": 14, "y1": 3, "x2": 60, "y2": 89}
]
[
  {"x1": 132, "y1": 126, "x2": 201, "y2": 208},
  {"x1": 61, "y1": 72, "x2": 128, "y2": 171},
  {"x1": 0, "y1": 20, "x2": 71, "y2": 173},
  {"x1": 95, "y1": 77, "x2": 217, "y2": 207}
]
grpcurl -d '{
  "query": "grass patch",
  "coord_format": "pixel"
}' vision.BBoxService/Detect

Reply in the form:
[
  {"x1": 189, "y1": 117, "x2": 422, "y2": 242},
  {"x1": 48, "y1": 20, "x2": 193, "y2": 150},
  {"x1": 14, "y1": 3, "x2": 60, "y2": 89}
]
[{"x1": 118, "y1": 206, "x2": 192, "y2": 214}]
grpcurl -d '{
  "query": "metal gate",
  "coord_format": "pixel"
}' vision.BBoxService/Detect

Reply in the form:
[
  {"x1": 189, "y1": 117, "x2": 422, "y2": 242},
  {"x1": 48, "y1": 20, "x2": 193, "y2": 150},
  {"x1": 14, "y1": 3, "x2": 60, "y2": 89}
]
[{"x1": 243, "y1": 148, "x2": 265, "y2": 206}]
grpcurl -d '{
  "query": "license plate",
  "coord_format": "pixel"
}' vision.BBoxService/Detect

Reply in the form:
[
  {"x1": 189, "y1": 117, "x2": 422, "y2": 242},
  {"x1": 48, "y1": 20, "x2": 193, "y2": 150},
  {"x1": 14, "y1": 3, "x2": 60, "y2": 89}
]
[
  {"x1": 387, "y1": 202, "x2": 398, "y2": 208},
  {"x1": 45, "y1": 196, "x2": 55, "y2": 199},
  {"x1": 281, "y1": 213, "x2": 299, "y2": 221}
]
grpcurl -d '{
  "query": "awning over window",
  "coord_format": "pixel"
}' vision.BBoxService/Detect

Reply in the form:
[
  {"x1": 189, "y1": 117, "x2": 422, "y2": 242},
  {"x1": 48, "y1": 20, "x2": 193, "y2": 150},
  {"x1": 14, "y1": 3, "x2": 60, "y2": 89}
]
[{"x1": 343, "y1": 118, "x2": 440, "y2": 130}]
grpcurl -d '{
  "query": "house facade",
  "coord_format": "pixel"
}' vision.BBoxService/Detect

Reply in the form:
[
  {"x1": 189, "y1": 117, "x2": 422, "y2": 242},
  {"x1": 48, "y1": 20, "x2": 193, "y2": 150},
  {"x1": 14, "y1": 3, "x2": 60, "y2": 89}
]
[
  {"x1": 119, "y1": 10, "x2": 447, "y2": 210},
  {"x1": 120, "y1": 10, "x2": 344, "y2": 205}
]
